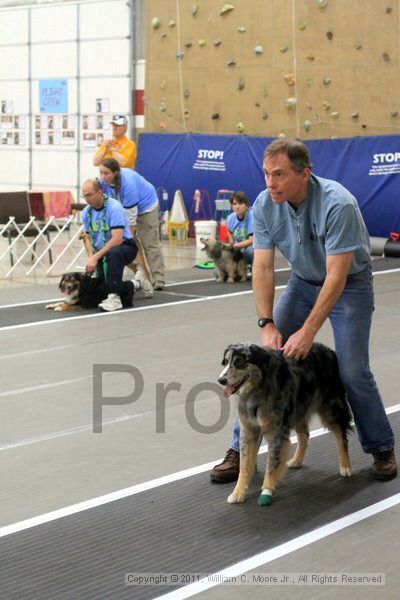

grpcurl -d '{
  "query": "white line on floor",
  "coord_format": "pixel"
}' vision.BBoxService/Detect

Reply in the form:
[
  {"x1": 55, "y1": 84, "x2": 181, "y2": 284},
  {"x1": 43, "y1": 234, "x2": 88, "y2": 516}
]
[
  {"x1": 0, "y1": 268, "x2": 292, "y2": 311},
  {"x1": 0, "y1": 269, "x2": 291, "y2": 310},
  {"x1": 0, "y1": 343, "x2": 78, "y2": 361},
  {"x1": 155, "y1": 493, "x2": 400, "y2": 600},
  {"x1": 0, "y1": 298, "x2": 60, "y2": 310},
  {"x1": 0, "y1": 375, "x2": 91, "y2": 398},
  {"x1": 1, "y1": 402, "x2": 399, "y2": 455},
  {"x1": 0, "y1": 411, "x2": 152, "y2": 452},
  {"x1": 0, "y1": 289, "x2": 258, "y2": 332},
  {"x1": 1, "y1": 266, "x2": 399, "y2": 333},
  {"x1": 1, "y1": 404, "x2": 398, "y2": 537}
]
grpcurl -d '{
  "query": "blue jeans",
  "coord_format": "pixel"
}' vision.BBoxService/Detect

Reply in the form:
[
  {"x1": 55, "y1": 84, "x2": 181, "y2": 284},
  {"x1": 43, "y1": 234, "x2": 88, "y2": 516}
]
[
  {"x1": 100, "y1": 240, "x2": 137, "y2": 296},
  {"x1": 242, "y1": 246, "x2": 254, "y2": 266},
  {"x1": 230, "y1": 268, "x2": 394, "y2": 454}
]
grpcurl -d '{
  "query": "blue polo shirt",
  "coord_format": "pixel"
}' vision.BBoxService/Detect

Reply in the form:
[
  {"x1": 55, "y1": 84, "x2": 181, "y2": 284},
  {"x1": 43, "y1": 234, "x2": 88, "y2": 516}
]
[
  {"x1": 253, "y1": 174, "x2": 371, "y2": 281},
  {"x1": 82, "y1": 196, "x2": 132, "y2": 252},
  {"x1": 227, "y1": 208, "x2": 254, "y2": 243},
  {"x1": 100, "y1": 168, "x2": 158, "y2": 213}
]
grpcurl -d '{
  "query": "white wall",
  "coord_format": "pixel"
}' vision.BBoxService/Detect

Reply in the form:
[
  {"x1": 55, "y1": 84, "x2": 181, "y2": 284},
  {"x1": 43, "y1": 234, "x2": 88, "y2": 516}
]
[{"x1": 0, "y1": 0, "x2": 134, "y2": 198}]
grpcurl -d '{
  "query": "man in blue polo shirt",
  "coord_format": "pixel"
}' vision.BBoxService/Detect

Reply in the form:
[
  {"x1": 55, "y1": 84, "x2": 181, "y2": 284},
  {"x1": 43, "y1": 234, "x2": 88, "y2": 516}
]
[
  {"x1": 211, "y1": 138, "x2": 396, "y2": 483},
  {"x1": 81, "y1": 178, "x2": 137, "y2": 312}
]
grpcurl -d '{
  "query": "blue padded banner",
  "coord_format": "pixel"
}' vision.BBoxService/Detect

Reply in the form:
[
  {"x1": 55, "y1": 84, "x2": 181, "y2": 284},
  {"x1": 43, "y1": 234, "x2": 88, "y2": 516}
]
[{"x1": 136, "y1": 133, "x2": 400, "y2": 237}]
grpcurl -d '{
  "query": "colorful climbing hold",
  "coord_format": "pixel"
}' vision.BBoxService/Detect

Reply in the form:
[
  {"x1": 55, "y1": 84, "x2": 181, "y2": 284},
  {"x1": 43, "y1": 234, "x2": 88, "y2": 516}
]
[
  {"x1": 322, "y1": 100, "x2": 330, "y2": 111},
  {"x1": 285, "y1": 97, "x2": 297, "y2": 110},
  {"x1": 326, "y1": 31, "x2": 333, "y2": 40},
  {"x1": 168, "y1": 20, "x2": 176, "y2": 28},
  {"x1": 304, "y1": 120, "x2": 312, "y2": 132},
  {"x1": 151, "y1": 17, "x2": 161, "y2": 30},
  {"x1": 159, "y1": 100, "x2": 167, "y2": 112},
  {"x1": 214, "y1": 38, "x2": 222, "y2": 46},
  {"x1": 198, "y1": 39, "x2": 206, "y2": 47},
  {"x1": 212, "y1": 113, "x2": 220, "y2": 120},
  {"x1": 227, "y1": 59, "x2": 237, "y2": 66},
  {"x1": 192, "y1": 4, "x2": 199, "y2": 16},
  {"x1": 237, "y1": 26, "x2": 246, "y2": 33},
  {"x1": 351, "y1": 112, "x2": 359, "y2": 119},
  {"x1": 176, "y1": 51, "x2": 185, "y2": 59},
  {"x1": 236, "y1": 121, "x2": 245, "y2": 133},
  {"x1": 280, "y1": 45, "x2": 289, "y2": 53},
  {"x1": 254, "y1": 45, "x2": 264, "y2": 55},
  {"x1": 220, "y1": 4, "x2": 235, "y2": 16},
  {"x1": 323, "y1": 76, "x2": 332, "y2": 85},
  {"x1": 331, "y1": 111, "x2": 340, "y2": 118},
  {"x1": 184, "y1": 89, "x2": 190, "y2": 98},
  {"x1": 382, "y1": 52, "x2": 390, "y2": 62},
  {"x1": 237, "y1": 79, "x2": 245, "y2": 91},
  {"x1": 317, "y1": 0, "x2": 328, "y2": 8},
  {"x1": 159, "y1": 80, "x2": 167, "y2": 90},
  {"x1": 299, "y1": 21, "x2": 307, "y2": 31},
  {"x1": 284, "y1": 73, "x2": 296, "y2": 86},
  {"x1": 184, "y1": 41, "x2": 192, "y2": 48}
]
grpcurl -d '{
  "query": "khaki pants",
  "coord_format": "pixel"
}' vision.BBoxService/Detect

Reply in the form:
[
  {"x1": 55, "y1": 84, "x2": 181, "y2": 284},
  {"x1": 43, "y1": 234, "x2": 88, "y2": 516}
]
[{"x1": 136, "y1": 207, "x2": 165, "y2": 283}]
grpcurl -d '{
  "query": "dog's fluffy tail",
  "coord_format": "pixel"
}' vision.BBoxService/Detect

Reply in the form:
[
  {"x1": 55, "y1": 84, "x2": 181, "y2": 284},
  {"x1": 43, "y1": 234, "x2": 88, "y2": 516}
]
[{"x1": 311, "y1": 343, "x2": 353, "y2": 437}]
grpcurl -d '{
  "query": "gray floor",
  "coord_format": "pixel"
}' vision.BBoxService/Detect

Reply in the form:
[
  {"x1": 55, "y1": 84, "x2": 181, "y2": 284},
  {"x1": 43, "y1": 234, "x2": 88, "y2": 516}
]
[{"x1": 1, "y1": 252, "x2": 400, "y2": 599}]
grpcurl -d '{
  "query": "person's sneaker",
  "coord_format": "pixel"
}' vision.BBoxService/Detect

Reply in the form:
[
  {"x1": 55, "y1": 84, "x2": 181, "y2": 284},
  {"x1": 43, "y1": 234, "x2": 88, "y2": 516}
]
[
  {"x1": 135, "y1": 270, "x2": 154, "y2": 298},
  {"x1": 210, "y1": 448, "x2": 240, "y2": 483},
  {"x1": 153, "y1": 280, "x2": 165, "y2": 291},
  {"x1": 99, "y1": 293, "x2": 123, "y2": 312},
  {"x1": 372, "y1": 449, "x2": 397, "y2": 481}
]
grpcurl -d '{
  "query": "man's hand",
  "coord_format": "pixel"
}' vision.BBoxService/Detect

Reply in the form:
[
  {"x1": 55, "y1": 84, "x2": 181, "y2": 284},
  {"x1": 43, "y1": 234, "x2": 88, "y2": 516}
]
[
  {"x1": 282, "y1": 326, "x2": 316, "y2": 360},
  {"x1": 86, "y1": 255, "x2": 98, "y2": 274},
  {"x1": 104, "y1": 139, "x2": 113, "y2": 149},
  {"x1": 261, "y1": 324, "x2": 283, "y2": 351}
]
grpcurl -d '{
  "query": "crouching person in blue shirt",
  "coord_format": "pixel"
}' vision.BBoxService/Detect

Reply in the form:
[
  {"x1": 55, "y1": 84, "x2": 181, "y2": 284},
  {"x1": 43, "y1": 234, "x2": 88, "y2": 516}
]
[
  {"x1": 81, "y1": 178, "x2": 138, "y2": 312},
  {"x1": 227, "y1": 191, "x2": 254, "y2": 267}
]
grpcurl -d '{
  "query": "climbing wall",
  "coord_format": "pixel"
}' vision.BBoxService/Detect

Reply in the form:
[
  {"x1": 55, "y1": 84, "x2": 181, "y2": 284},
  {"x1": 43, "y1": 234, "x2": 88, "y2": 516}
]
[{"x1": 144, "y1": 0, "x2": 400, "y2": 139}]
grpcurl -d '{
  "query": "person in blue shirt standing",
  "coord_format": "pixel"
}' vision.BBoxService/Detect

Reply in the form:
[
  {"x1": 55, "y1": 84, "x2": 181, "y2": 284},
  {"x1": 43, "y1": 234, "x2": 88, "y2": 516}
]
[
  {"x1": 81, "y1": 178, "x2": 137, "y2": 312},
  {"x1": 211, "y1": 137, "x2": 396, "y2": 484},
  {"x1": 99, "y1": 158, "x2": 166, "y2": 296},
  {"x1": 227, "y1": 191, "x2": 254, "y2": 268}
]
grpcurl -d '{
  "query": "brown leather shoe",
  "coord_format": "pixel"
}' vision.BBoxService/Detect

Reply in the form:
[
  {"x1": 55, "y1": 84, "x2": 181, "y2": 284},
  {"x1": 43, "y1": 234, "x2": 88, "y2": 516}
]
[
  {"x1": 372, "y1": 449, "x2": 397, "y2": 481},
  {"x1": 210, "y1": 448, "x2": 240, "y2": 483}
]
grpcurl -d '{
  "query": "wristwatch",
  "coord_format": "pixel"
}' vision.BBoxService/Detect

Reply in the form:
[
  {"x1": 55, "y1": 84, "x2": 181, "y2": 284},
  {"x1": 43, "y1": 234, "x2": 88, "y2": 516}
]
[{"x1": 257, "y1": 317, "x2": 274, "y2": 328}]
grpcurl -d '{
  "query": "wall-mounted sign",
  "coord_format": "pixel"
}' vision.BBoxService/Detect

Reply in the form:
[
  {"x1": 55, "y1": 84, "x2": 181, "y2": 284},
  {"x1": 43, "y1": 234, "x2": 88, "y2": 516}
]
[{"x1": 39, "y1": 79, "x2": 68, "y2": 113}]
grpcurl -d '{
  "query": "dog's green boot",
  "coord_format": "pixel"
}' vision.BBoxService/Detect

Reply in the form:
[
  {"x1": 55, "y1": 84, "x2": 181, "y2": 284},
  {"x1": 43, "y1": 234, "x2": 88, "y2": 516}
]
[{"x1": 258, "y1": 490, "x2": 273, "y2": 506}]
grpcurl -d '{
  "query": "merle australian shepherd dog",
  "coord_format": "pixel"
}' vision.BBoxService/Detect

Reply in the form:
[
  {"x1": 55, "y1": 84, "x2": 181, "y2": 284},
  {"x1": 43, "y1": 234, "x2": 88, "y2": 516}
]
[
  {"x1": 46, "y1": 272, "x2": 134, "y2": 311},
  {"x1": 218, "y1": 342, "x2": 353, "y2": 506}
]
